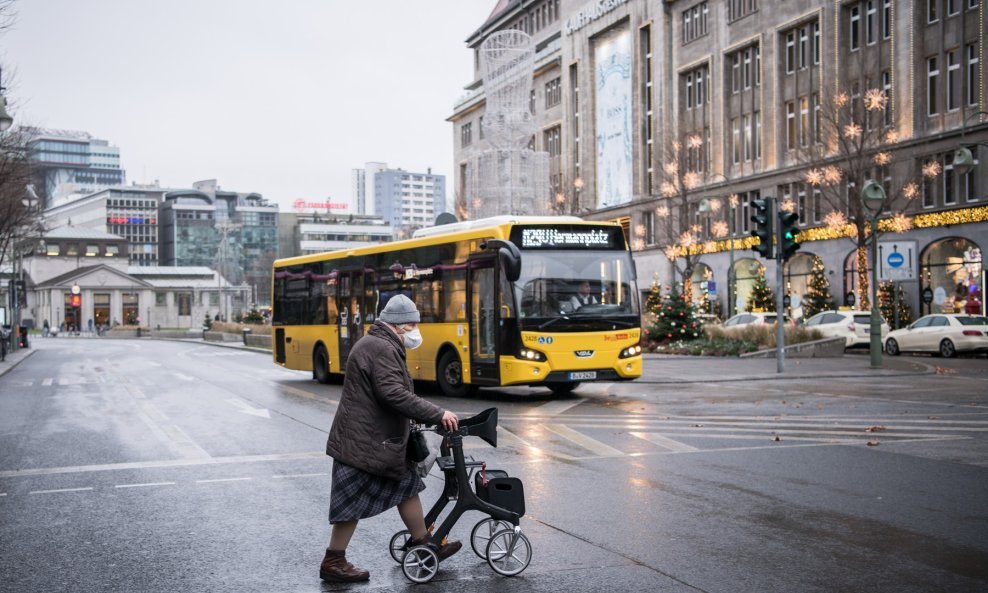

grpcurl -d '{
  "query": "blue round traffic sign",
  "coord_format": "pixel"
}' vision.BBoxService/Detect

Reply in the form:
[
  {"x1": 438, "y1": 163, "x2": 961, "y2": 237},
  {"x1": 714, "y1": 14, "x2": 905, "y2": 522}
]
[{"x1": 887, "y1": 252, "x2": 904, "y2": 268}]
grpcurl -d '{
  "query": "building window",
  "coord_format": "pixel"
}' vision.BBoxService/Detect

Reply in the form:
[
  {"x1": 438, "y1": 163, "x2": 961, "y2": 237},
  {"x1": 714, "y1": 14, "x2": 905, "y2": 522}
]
[
  {"x1": 962, "y1": 146, "x2": 979, "y2": 202},
  {"x1": 644, "y1": 211, "x2": 655, "y2": 245},
  {"x1": 85, "y1": 244, "x2": 99, "y2": 257},
  {"x1": 800, "y1": 96, "x2": 810, "y2": 146},
  {"x1": 106, "y1": 245, "x2": 119, "y2": 256},
  {"x1": 754, "y1": 113, "x2": 761, "y2": 160},
  {"x1": 866, "y1": 0, "x2": 877, "y2": 45},
  {"x1": 732, "y1": 117, "x2": 741, "y2": 164},
  {"x1": 928, "y1": 0, "x2": 939, "y2": 22},
  {"x1": 544, "y1": 126, "x2": 562, "y2": 157},
  {"x1": 944, "y1": 154, "x2": 958, "y2": 205},
  {"x1": 947, "y1": 50, "x2": 960, "y2": 111},
  {"x1": 731, "y1": 53, "x2": 740, "y2": 93},
  {"x1": 46, "y1": 244, "x2": 61, "y2": 256},
  {"x1": 799, "y1": 26, "x2": 809, "y2": 69},
  {"x1": 968, "y1": 44, "x2": 980, "y2": 107},
  {"x1": 786, "y1": 31, "x2": 796, "y2": 73},
  {"x1": 743, "y1": 114, "x2": 753, "y2": 161},
  {"x1": 742, "y1": 47, "x2": 752, "y2": 89},
  {"x1": 947, "y1": 0, "x2": 959, "y2": 15},
  {"x1": 813, "y1": 22, "x2": 821, "y2": 64},
  {"x1": 728, "y1": 0, "x2": 757, "y2": 22},
  {"x1": 461, "y1": 122, "x2": 472, "y2": 147},
  {"x1": 850, "y1": 5, "x2": 861, "y2": 51},
  {"x1": 786, "y1": 101, "x2": 796, "y2": 150},
  {"x1": 686, "y1": 72, "x2": 694, "y2": 109},
  {"x1": 812, "y1": 93, "x2": 822, "y2": 143},
  {"x1": 682, "y1": 2, "x2": 709, "y2": 44},
  {"x1": 928, "y1": 57, "x2": 940, "y2": 115},
  {"x1": 545, "y1": 77, "x2": 562, "y2": 108}
]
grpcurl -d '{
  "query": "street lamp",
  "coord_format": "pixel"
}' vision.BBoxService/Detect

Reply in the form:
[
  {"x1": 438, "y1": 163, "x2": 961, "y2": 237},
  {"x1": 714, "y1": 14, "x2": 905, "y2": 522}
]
[
  {"x1": 952, "y1": 111, "x2": 988, "y2": 176},
  {"x1": 10, "y1": 189, "x2": 39, "y2": 352},
  {"x1": 862, "y1": 180, "x2": 887, "y2": 369}
]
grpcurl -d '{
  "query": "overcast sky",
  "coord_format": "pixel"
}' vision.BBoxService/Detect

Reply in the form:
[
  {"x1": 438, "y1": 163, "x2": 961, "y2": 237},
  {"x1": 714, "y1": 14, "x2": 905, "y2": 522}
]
[{"x1": 1, "y1": 0, "x2": 495, "y2": 212}]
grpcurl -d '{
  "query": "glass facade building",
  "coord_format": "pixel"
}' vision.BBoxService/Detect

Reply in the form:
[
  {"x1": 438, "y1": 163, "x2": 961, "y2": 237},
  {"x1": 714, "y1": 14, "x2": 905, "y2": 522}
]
[{"x1": 24, "y1": 127, "x2": 126, "y2": 206}]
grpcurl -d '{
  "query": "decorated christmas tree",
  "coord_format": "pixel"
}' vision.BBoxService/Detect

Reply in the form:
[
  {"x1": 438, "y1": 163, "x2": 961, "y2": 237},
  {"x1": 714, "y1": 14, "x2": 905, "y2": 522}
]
[
  {"x1": 878, "y1": 281, "x2": 913, "y2": 329},
  {"x1": 645, "y1": 277, "x2": 665, "y2": 315},
  {"x1": 746, "y1": 270, "x2": 776, "y2": 312},
  {"x1": 648, "y1": 286, "x2": 703, "y2": 343},
  {"x1": 801, "y1": 256, "x2": 835, "y2": 319}
]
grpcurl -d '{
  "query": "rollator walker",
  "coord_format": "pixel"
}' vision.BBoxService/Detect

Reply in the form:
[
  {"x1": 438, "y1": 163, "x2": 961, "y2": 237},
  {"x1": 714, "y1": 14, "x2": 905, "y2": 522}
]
[{"x1": 389, "y1": 407, "x2": 532, "y2": 583}]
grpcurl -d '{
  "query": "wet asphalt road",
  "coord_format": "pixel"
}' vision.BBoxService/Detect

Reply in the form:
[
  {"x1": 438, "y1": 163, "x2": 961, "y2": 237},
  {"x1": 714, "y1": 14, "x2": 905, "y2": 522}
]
[{"x1": 1, "y1": 338, "x2": 986, "y2": 593}]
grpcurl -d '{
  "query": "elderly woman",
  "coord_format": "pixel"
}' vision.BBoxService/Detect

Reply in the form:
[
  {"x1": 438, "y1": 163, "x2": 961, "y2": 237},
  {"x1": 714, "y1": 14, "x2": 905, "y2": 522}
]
[{"x1": 320, "y1": 294, "x2": 460, "y2": 582}]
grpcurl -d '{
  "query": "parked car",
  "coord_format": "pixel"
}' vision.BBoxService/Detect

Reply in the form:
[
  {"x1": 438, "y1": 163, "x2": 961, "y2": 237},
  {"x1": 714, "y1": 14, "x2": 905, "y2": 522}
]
[
  {"x1": 884, "y1": 314, "x2": 988, "y2": 358},
  {"x1": 722, "y1": 312, "x2": 779, "y2": 330},
  {"x1": 803, "y1": 310, "x2": 889, "y2": 348}
]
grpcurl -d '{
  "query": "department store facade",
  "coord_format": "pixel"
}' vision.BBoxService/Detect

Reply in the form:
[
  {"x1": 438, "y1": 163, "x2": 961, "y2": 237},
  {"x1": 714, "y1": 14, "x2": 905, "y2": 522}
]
[{"x1": 450, "y1": 0, "x2": 987, "y2": 319}]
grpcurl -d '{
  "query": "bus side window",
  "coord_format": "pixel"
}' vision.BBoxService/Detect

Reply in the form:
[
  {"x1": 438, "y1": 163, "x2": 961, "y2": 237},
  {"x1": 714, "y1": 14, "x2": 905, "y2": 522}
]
[{"x1": 443, "y1": 269, "x2": 466, "y2": 322}]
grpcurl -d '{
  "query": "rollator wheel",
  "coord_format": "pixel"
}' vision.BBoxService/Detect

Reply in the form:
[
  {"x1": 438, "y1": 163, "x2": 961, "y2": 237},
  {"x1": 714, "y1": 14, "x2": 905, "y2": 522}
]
[
  {"x1": 401, "y1": 545, "x2": 440, "y2": 584},
  {"x1": 389, "y1": 529, "x2": 411, "y2": 563},
  {"x1": 486, "y1": 528, "x2": 532, "y2": 577},
  {"x1": 470, "y1": 518, "x2": 512, "y2": 559}
]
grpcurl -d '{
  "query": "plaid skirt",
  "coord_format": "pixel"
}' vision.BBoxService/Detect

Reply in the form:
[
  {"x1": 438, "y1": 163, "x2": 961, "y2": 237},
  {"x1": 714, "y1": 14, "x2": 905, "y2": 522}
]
[{"x1": 329, "y1": 460, "x2": 425, "y2": 524}]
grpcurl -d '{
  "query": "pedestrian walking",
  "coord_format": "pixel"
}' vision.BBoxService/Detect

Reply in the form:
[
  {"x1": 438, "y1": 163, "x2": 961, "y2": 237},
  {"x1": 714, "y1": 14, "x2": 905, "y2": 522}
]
[
  {"x1": 321, "y1": 294, "x2": 460, "y2": 583},
  {"x1": 42, "y1": 320, "x2": 49, "y2": 338}
]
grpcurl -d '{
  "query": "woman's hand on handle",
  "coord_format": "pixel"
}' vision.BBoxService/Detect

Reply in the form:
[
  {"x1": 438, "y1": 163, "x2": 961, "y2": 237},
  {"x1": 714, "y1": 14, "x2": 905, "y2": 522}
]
[{"x1": 441, "y1": 410, "x2": 459, "y2": 432}]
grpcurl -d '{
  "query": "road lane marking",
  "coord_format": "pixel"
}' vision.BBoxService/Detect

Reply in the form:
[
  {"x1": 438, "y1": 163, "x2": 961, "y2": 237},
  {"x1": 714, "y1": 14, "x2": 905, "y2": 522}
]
[
  {"x1": 225, "y1": 398, "x2": 271, "y2": 418},
  {"x1": 42, "y1": 378, "x2": 53, "y2": 386},
  {"x1": 29, "y1": 487, "x2": 94, "y2": 495},
  {"x1": 159, "y1": 424, "x2": 212, "y2": 460},
  {"x1": 271, "y1": 473, "x2": 328, "y2": 479},
  {"x1": 272, "y1": 382, "x2": 339, "y2": 406},
  {"x1": 172, "y1": 372, "x2": 195, "y2": 381},
  {"x1": 115, "y1": 482, "x2": 176, "y2": 489},
  {"x1": 196, "y1": 477, "x2": 252, "y2": 484},
  {"x1": 494, "y1": 426, "x2": 577, "y2": 460},
  {"x1": 526, "y1": 399, "x2": 584, "y2": 417},
  {"x1": 0, "y1": 451, "x2": 325, "y2": 479},
  {"x1": 0, "y1": 493, "x2": 6, "y2": 497},
  {"x1": 629, "y1": 432, "x2": 699, "y2": 452},
  {"x1": 543, "y1": 424, "x2": 625, "y2": 457}
]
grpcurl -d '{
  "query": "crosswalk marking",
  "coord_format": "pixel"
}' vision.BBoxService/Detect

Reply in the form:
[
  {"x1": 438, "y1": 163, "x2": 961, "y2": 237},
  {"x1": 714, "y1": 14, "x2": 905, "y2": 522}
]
[
  {"x1": 544, "y1": 423, "x2": 625, "y2": 457},
  {"x1": 527, "y1": 399, "x2": 583, "y2": 417},
  {"x1": 629, "y1": 432, "x2": 699, "y2": 452}
]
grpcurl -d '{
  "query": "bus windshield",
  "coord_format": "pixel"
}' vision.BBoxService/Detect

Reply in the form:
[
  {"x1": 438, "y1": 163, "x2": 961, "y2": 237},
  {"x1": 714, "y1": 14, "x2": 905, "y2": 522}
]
[{"x1": 516, "y1": 249, "x2": 640, "y2": 331}]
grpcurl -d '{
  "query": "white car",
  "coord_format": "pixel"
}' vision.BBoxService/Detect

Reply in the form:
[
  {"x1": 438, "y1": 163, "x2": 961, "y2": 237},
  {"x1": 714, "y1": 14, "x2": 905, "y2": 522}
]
[
  {"x1": 803, "y1": 310, "x2": 889, "y2": 348},
  {"x1": 722, "y1": 312, "x2": 780, "y2": 330},
  {"x1": 884, "y1": 314, "x2": 988, "y2": 358}
]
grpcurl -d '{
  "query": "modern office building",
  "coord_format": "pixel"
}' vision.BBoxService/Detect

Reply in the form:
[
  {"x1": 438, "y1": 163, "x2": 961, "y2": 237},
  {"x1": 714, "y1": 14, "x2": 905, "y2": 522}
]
[
  {"x1": 24, "y1": 127, "x2": 126, "y2": 207},
  {"x1": 159, "y1": 180, "x2": 279, "y2": 307},
  {"x1": 277, "y1": 212, "x2": 392, "y2": 259},
  {"x1": 450, "y1": 0, "x2": 987, "y2": 318},
  {"x1": 42, "y1": 184, "x2": 168, "y2": 266}
]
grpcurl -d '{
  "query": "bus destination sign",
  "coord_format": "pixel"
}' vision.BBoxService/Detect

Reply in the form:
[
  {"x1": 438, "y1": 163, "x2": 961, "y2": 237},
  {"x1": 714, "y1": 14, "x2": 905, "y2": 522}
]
[{"x1": 512, "y1": 225, "x2": 624, "y2": 250}]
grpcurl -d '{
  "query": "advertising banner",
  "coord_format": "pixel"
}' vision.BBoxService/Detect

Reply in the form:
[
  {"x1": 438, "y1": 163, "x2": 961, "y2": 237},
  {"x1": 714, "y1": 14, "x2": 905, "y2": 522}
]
[{"x1": 594, "y1": 27, "x2": 632, "y2": 209}]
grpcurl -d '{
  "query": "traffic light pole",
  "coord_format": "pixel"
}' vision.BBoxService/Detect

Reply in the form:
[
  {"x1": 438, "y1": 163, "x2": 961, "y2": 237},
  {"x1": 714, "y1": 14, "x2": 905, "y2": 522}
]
[{"x1": 775, "y1": 211, "x2": 785, "y2": 374}]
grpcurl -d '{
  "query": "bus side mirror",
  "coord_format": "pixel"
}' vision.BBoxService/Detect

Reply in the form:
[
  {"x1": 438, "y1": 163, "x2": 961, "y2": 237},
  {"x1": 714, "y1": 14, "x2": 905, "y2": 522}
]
[{"x1": 481, "y1": 239, "x2": 521, "y2": 283}]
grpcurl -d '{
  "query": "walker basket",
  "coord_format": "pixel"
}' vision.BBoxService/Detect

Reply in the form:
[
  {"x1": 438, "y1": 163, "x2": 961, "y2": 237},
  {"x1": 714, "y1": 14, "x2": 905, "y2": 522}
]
[
  {"x1": 475, "y1": 474, "x2": 525, "y2": 516},
  {"x1": 460, "y1": 407, "x2": 498, "y2": 447}
]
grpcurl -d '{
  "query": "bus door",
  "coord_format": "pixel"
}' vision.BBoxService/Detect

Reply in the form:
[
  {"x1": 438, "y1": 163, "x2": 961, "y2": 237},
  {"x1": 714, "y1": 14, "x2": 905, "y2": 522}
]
[
  {"x1": 336, "y1": 272, "x2": 353, "y2": 367},
  {"x1": 469, "y1": 257, "x2": 499, "y2": 385}
]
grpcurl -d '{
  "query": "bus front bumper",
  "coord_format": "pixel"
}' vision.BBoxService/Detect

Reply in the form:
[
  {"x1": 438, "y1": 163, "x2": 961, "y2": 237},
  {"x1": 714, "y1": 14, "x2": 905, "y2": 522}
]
[{"x1": 500, "y1": 355, "x2": 642, "y2": 385}]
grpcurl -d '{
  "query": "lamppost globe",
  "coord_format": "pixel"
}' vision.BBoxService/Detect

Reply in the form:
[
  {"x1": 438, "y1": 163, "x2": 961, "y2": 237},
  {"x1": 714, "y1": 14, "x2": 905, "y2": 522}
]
[
  {"x1": 861, "y1": 180, "x2": 887, "y2": 214},
  {"x1": 952, "y1": 146, "x2": 976, "y2": 176}
]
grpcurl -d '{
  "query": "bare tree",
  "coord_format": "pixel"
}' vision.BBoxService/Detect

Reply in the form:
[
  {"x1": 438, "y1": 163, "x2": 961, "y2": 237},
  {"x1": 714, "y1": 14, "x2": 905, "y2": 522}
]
[
  {"x1": 0, "y1": 127, "x2": 39, "y2": 273},
  {"x1": 792, "y1": 88, "x2": 939, "y2": 310}
]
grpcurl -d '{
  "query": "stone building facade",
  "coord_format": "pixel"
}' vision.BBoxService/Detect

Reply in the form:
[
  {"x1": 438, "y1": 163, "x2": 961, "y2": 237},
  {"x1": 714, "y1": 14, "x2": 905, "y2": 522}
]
[{"x1": 450, "y1": 0, "x2": 987, "y2": 320}]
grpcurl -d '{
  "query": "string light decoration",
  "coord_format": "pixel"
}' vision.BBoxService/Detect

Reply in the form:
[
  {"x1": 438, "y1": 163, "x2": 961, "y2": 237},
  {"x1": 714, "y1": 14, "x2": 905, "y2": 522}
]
[
  {"x1": 655, "y1": 204, "x2": 670, "y2": 217},
  {"x1": 922, "y1": 160, "x2": 942, "y2": 177},
  {"x1": 864, "y1": 88, "x2": 888, "y2": 111},
  {"x1": 874, "y1": 151, "x2": 891, "y2": 166},
  {"x1": 780, "y1": 199, "x2": 796, "y2": 213},
  {"x1": 711, "y1": 220, "x2": 728, "y2": 238}
]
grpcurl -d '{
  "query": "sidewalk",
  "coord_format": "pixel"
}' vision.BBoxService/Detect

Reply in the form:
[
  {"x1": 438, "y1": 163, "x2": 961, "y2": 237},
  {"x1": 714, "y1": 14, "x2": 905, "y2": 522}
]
[
  {"x1": 639, "y1": 351, "x2": 934, "y2": 383},
  {"x1": 0, "y1": 345, "x2": 37, "y2": 379}
]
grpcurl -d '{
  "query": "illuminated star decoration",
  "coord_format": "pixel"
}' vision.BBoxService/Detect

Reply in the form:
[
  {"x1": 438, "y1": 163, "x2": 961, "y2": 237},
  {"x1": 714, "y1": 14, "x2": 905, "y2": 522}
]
[
  {"x1": 844, "y1": 123, "x2": 863, "y2": 139},
  {"x1": 874, "y1": 152, "x2": 891, "y2": 166},
  {"x1": 864, "y1": 88, "x2": 888, "y2": 111},
  {"x1": 780, "y1": 199, "x2": 796, "y2": 213},
  {"x1": 804, "y1": 168, "x2": 824, "y2": 186},
  {"x1": 922, "y1": 160, "x2": 942, "y2": 178},
  {"x1": 655, "y1": 204, "x2": 670, "y2": 217},
  {"x1": 889, "y1": 213, "x2": 913, "y2": 233},
  {"x1": 661, "y1": 182, "x2": 677, "y2": 197},
  {"x1": 823, "y1": 166, "x2": 843, "y2": 184},
  {"x1": 903, "y1": 182, "x2": 919, "y2": 199},
  {"x1": 824, "y1": 210, "x2": 848, "y2": 230},
  {"x1": 711, "y1": 220, "x2": 729, "y2": 238}
]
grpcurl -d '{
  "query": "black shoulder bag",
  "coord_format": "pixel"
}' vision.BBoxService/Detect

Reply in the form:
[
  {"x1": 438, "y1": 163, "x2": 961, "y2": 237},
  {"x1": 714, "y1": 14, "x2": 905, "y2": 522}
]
[{"x1": 406, "y1": 427, "x2": 430, "y2": 463}]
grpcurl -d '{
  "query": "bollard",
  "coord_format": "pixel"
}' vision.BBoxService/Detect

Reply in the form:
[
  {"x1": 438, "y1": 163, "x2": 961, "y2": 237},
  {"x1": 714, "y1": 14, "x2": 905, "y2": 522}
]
[{"x1": 242, "y1": 327, "x2": 251, "y2": 345}]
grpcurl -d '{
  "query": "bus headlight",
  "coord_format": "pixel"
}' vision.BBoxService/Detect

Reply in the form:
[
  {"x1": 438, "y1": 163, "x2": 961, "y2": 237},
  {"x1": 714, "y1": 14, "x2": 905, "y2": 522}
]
[
  {"x1": 619, "y1": 344, "x2": 642, "y2": 359},
  {"x1": 519, "y1": 348, "x2": 546, "y2": 362}
]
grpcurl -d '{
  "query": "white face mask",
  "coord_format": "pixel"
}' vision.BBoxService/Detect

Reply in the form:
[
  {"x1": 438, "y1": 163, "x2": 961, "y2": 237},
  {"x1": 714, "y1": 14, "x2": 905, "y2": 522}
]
[{"x1": 400, "y1": 327, "x2": 423, "y2": 350}]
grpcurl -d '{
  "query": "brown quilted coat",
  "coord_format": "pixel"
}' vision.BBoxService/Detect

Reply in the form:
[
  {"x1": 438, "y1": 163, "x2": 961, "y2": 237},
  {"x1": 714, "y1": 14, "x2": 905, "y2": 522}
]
[{"x1": 326, "y1": 320, "x2": 445, "y2": 480}]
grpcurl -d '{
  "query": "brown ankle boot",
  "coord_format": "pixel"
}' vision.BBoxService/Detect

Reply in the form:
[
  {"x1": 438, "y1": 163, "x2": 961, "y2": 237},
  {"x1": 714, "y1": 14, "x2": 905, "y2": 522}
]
[
  {"x1": 319, "y1": 549, "x2": 370, "y2": 582},
  {"x1": 408, "y1": 535, "x2": 463, "y2": 561}
]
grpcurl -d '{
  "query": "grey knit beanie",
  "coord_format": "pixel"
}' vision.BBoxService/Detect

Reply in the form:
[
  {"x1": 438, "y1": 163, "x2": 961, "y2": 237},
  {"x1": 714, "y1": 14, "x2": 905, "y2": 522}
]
[{"x1": 380, "y1": 294, "x2": 420, "y2": 324}]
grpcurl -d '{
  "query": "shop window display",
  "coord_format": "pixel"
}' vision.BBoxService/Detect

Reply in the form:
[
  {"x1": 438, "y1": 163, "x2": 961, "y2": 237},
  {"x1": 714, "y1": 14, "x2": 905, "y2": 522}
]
[{"x1": 920, "y1": 238, "x2": 982, "y2": 315}]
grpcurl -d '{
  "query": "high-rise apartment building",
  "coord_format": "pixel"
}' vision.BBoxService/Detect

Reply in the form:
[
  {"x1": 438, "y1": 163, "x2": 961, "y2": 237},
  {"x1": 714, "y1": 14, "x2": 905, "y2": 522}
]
[
  {"x1": 352, "y1": 162, "x2": 388, "y2": 215},
  {"x1": 374, "y1": 167, "x2": 447, "y2": 235},
  {"x1": 451, "y1": 0, "x2": 987, "y2": 319},
  {"x1": 24, "y1": 127, "x2": 126, "y2": 207}
]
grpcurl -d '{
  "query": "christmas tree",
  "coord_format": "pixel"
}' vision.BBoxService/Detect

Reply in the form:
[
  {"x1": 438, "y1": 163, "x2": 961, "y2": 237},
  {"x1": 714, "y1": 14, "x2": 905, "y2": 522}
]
[
  {"x1": 648, "y1": 286, "x2": 703, "y2": 343},
  {"x1": 801, "y1": 256, "x2": 835, "y2": 319},
  {"x1": 878, "y1": 281, "x2": 913, "y2": 329},
  {"x1": 746, "y1": 270, "x2": 776, "y2": 312},
  {"x1": 645, "y1": 277, "x2": 665, "y2": 315}
]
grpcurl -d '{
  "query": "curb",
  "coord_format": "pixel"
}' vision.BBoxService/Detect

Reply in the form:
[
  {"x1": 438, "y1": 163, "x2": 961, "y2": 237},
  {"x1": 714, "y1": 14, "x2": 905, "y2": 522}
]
[{"x1": 0, "y1": 348, "x2": 38, "y2": 378}]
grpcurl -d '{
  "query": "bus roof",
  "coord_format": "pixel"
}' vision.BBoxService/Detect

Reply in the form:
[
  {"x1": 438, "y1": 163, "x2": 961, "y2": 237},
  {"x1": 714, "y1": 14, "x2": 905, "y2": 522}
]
[{"x1": 273, "y1": 215, "x2": 622, "y2": 268}]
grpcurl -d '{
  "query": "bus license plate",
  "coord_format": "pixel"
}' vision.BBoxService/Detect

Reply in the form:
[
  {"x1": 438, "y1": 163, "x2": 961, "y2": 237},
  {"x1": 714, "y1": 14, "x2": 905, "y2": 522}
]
[{"x1": 568, "y1": 371, "x2": 597, "y2": 381}]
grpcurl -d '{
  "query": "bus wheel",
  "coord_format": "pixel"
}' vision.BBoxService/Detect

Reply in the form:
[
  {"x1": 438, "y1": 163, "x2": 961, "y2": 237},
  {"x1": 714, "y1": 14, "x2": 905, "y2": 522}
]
[
  {"x1": 548, "y1": 382, "x2": 580, "y2": 396},
  {"x1": 438, "y1": 351, "x2": 474, "y2": 398},
  {"x1": 313, "y1": 346, "x2": 331, "y2": 384}
]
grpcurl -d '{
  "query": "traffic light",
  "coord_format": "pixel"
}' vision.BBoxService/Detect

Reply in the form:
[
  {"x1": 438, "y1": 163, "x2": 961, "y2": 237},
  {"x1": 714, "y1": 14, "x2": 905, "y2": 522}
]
[
  {"x1": 750, "y1": 198, "x2": 775, "y2": 259},
  {"x1": 14, "y1": 280, "x2": 26, "y2": 308},
  {"x1": 778, "y1": 211, "x2": 801, "y2": 260}
]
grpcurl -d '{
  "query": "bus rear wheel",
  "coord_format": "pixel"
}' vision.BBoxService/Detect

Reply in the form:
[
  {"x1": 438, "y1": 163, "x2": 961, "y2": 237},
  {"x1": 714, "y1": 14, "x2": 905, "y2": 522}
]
[
  {"x1": 438, "y1": 351, "x2": 475, "y2": 398},
  {"x1": 313, "y1": 346, "x2": 331, "y2": 384},
  {"x1": 548, "y1": 382, "x2": 580, "y2": 396}
]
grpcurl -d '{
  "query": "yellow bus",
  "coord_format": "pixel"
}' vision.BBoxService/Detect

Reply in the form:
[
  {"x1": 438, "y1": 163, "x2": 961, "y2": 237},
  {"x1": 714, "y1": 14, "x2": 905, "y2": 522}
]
[{"x1": 271, "y1": 216, "x2": 642, "y2": 396}]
